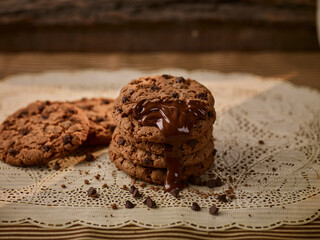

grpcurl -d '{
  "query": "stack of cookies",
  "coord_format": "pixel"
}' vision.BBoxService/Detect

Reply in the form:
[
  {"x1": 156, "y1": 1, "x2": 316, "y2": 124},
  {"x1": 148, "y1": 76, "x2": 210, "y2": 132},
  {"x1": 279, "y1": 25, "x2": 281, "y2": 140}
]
[
  {"x1": 0, "y1": 98, "x2": 115, "y2": 166},
  {"x1": 109, "y1": 75, "x2": 216, "y2": 190}
]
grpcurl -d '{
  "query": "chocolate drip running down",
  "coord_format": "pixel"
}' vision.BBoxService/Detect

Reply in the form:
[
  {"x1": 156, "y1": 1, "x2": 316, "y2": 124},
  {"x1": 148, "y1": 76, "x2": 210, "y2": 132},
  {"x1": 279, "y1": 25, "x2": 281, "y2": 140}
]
[{"x1": 132, "y1": 99, "x2": 208, "y2": 192}]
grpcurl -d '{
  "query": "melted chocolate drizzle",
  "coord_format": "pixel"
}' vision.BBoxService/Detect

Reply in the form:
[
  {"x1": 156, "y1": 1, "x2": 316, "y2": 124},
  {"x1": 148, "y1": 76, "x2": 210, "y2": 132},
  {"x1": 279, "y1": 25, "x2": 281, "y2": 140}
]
[{"x1": 132, "y1": 99, "x2": 207, "y2": 192}]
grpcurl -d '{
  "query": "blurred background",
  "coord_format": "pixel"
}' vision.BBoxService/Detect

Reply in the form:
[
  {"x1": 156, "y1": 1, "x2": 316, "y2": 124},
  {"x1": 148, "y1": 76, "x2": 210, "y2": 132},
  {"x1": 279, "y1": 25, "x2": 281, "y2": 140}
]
[{"x1": 0, "y1": 0, "x2": 319, "y2": 88}]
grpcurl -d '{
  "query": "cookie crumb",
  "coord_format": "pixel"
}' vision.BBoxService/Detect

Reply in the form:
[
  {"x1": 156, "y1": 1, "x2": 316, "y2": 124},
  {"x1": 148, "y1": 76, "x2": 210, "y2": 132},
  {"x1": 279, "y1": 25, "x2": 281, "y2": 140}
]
[
  {"x1": 111, "y1": 203, "x2": 117, "y2": 210},
  {"x1": 61, "y1": 184, "x2": 66, "y2": 188},
  {"x1": 102, "y1": 183, "x2": 108, "y2": 188},
  {"x1": 84, "y1": 179, "x2": 89, "y2": 184}
]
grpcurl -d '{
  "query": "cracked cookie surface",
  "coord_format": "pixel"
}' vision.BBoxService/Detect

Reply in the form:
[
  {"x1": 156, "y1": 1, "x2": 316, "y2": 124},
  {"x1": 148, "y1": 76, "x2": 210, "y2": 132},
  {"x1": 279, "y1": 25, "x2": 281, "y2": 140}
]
[
  {"x1": 111, "y1": 127, "x2": 214, "y2": 168},
  {"x1": 109, "y1": 143, "x2": 214, "y2": 185},
  {"x1": 112, "y1": 75, "x2": 216, "y2": 143},
  {"x1": 71, "y1": 98, "x2": 115, "y2": 146},
  {"x1": 0, "y1": 101, "x2": 90, "y2": 166}
]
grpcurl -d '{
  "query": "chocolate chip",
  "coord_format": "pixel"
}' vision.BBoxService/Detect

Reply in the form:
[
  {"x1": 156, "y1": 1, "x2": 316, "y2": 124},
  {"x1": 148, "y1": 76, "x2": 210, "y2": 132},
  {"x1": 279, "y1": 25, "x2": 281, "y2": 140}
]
[
  {"x1": 172, "y1": 92, "x2": 179, "y2": 98},
  {"x1": 8, "y1": 149, "x2": 18, "y2": 156},
  {"x1": 38, "y1": 104, "x2": 45, "y2": 112},
  {"x1": 128, "y1": 89, "x2": 135, "y2": 95},
  {"x1": 213, "y1": 148, "x2": 217, "y2": 157},
  {"x1": 18, "y1": 110, "x2": 28, "y2": 118},
  {"x1": 207, "y1": 179, "x2": 216, "y2": 188},
  {"x1": 162, "y1": 74, "x2": 172, "y2": 79},
  {"x1": 143, "y1": 157, "x2": 152, "y2": 166},
  {"x1": 151, "y1": 85, "x2": 160, "y2": 91},
  {"x1": 214, "y1": 177, "x2": 223, "y2": 187},
  {"x1": 122, "y1": 96, "x2": 129, "y2": 103},
  {"x1": 209, "y1": 205, "x2": 219, "y2": 215},
  {"x1": 95, "y1": 116, "x2": 106, "y2": 122},
  {"x1": 121, "y1": 113, "x2": 128, "y2": 118},
  {"x1": 191, "y1": 202, "x2": 201, "y2": 211},
  {"x1": 129, "y1": 185, "x2": 136, "y2": 194},
  {"x1": 125, "y1": 200, "x2": 135, "y2": 209},
  {"x1": 87, "y1": 187, "x2": 97, "y2": 197},
  {"x1": 197, "y1": 92, "x2": 208, "y2": 100},
  {"x1": 41, "y1": 114, "x2": 48, "y2": 119},
  {"x1": 19, "y1": 128, "x2": 30, "y2": 136},
  {"x1": 45, "y1": 101, "x2": 51, "y2": 105},
  {"x1": 144, "y1": 197, "x2": 156, "y2": 208},
  {"x1": 102, "y1": 99, "x2": 110, "y2": 104},
  {"x1": 116, "y1": 107, "x2": 123, "y2": 113},
  {"x1": 189, "y1": 176, "x2": 204, "y2": 186},
  {"x1": 170, "y1": 189, "x2": 180, "y2": 198},
  {"x1": 54, "y1": 162, "x2": 61, "y2": 170},
  {"x1": 132, "y1": 188, "x2": 142, "y2": 198},
  {"x1": 67, "y1": 108, "x2": 76, "y2": 114},
  {"x1": 62, "y1": 135, "x2": 73, "y2": 145},
  {"x1": 218, "y1": 194, "x2": 228, "y2": 203},
  {"x1": 84, "y1": 153, "x2": 95, "y2": 162},
  {"x1": 207, "y1": 111, "x2": 213, "y2": 117},
  {"x1": 187, "y1": 139, "x2": 197, "y2": 147},
  {"x1": 44, "y1": 145, "x2": 50, "y2": 152},
  {"x1": 117, "y1": 137, "x2": 126, "y2": 146},
  {"x1": 176, "y1": 77, "x2": 185, "y2": 83}
]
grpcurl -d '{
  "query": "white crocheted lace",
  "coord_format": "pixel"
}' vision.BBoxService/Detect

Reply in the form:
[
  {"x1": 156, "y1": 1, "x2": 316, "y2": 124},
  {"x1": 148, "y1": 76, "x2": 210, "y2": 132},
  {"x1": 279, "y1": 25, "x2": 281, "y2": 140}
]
[{"x1": 0, "y1": 69, "x2": 319, "y2": 231}]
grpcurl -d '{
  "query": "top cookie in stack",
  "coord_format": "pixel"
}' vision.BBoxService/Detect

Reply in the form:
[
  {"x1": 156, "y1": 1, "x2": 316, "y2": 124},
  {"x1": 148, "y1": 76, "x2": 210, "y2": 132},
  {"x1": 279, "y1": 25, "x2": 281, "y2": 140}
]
[{"x1": 109, "y1": 75, "x2": 216, "y2": 192}]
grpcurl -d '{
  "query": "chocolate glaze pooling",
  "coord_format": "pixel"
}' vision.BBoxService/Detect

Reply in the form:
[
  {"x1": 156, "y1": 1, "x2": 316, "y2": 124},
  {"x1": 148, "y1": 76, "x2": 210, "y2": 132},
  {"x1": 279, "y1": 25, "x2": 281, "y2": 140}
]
[{"x1": 132, "y1": 99, "x2": 207, "y2": 191}]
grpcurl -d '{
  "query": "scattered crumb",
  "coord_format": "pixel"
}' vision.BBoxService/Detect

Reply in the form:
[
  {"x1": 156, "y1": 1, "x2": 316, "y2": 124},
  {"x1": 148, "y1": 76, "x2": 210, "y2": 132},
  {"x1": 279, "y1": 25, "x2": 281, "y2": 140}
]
[
  {"x1": 111, "y1": 203, "x2": 117, "y2": 210},
  {"x1": 61, "y1": 184, "x2": 66, "y2": 188},
  {"x1": 102, "y1": 183, "x2": 108, "y2": 188},
  {"x1": 122, "y1": 185, "x2": 127, "y2": 190},
  {"x1": 84, "y1": 180, "x2": 89, "y2": 184},
  {"x1": 139, "y1": 182, "x2": 146, "y2": 188},
  {"x1": 248, "y1": 214, "x2": 252, "y2": 217}
]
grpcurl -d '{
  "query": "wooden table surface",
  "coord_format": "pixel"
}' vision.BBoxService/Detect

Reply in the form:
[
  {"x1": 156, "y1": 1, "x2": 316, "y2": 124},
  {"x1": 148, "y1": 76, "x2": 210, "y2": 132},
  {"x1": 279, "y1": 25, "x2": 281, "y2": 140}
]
[{"x1": 0, "y1": 51, "x2": 319, "y2": 239}]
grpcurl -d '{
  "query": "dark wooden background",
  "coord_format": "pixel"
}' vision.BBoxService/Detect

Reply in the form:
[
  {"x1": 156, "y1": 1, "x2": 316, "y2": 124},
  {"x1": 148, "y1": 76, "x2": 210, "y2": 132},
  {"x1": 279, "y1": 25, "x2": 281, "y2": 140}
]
[{"x1": 0, "y1": 0, "x2": 318, "y2": 51}]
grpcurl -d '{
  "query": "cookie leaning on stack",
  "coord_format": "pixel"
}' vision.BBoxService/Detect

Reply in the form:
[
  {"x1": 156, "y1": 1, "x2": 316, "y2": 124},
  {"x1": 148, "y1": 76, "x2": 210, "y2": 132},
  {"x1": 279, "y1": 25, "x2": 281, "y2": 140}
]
[
  {"x1": 109, "y1": 75, "x2": 216, "y2": 191},
  {"x1": 0, "y1": 98, "x2": 115, "y2": 166}
]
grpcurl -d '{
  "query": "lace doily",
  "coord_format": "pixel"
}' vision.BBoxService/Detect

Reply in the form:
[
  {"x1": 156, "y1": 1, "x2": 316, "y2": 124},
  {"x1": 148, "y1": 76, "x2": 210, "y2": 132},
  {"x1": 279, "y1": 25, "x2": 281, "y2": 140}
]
[{"x1": 0, "y1": 69, "x2": 319, "y2": 231}]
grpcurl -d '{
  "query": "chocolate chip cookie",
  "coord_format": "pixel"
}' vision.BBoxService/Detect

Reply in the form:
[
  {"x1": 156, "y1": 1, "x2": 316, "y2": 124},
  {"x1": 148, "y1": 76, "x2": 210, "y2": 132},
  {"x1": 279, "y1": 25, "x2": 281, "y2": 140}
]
[
  {"x1": 117, "y1": 125, "x2": 213, "y2": 155},
  {"x1": 71, "y1": 98, "x2": 116, "y2": 146},
  {"x1": 0, "y1": 101, "x2": 90, "y2": 166},
  {"x1": 112, "y1": 75, "x2": 216, "y2": 143},
  {"x1": 111, "y1": 128, "x2": 214, "y2": 168},
  {"x1": 109, "y1": 144, "x2": 214, "y2": 185}
]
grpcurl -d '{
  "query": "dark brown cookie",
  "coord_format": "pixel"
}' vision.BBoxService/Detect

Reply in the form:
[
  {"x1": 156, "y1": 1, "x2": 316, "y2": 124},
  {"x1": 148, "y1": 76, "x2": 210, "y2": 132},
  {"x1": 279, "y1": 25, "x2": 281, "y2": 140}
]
[
  {"x1": 117, "y1": 125, "x2": 213, "y2": 155},
  {"x1": 0, "y1": 101, "x2": 90, "y2": 166},
  {"x1": 71, "y1": 98, "x2": 116, "y2": 146},
  {"x1": 111, "y1": 128, "x2": 214, "y2": 168},
  {"x1": 112, "y1": 75, "x2": 216, "y2": 143},
  {"x1": 109, "y1": 143, "x2": 214, "y2": 185}
]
